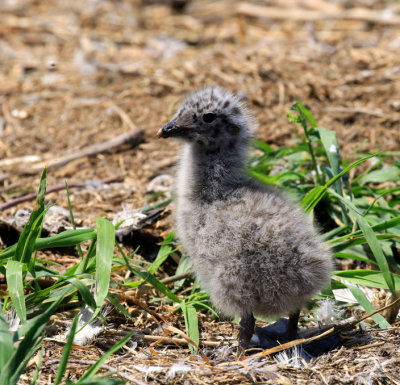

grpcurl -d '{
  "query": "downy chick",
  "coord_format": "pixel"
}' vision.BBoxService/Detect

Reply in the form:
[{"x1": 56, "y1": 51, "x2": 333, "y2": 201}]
[{"x1": 157, "y1": 87, "x2": 332, "y2": 349}]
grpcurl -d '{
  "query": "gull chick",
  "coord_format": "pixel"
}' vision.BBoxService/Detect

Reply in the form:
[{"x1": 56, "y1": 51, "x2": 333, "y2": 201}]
[{"x1": 157, "y1": 87, "x2": 332, "y2": 349}]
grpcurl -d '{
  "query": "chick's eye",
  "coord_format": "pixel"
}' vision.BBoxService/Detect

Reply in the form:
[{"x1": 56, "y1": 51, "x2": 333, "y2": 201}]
[{"x1": 202, "y1": 113, "x2": 217, "y2": 123}]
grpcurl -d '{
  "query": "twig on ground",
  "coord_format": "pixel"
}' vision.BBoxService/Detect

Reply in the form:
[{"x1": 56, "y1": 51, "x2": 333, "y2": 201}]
[
  {"x1": 247, "y1": 327, "x2": 337, "y2": 360},
  {"x1": 0, "y1": 155, "x2": 42, "y2": 167},
  {"x1": 148, "y1": 329, "x2": 192, "y2": 353},
  {"x1": 237, "y1": 3, "x2": 400, "y2": 25},
  {"x1": 160, "y1": 271, "x2": 193, "y2": 284},
  {"x1": 136, "y1": 271, "x2": 193, "y2": 296},
  {"x1": 355, "y1": 342, "x2": 385, "y2": 350},
  {"x1": 30, "y1": 128, "x2": 143, "y2": 172},
  {"x1": 0, "y1": 175, "x2": 123, "y2": 211},
  {"x1": 324, "y1": 106, "x2": 385, "y2": 118}
]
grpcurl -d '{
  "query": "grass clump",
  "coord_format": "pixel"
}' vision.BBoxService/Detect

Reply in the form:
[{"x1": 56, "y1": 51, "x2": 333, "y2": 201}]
[
  {"x1": 250, "y1": 102, "x2": 400, "y2": 326},
  {"x1": 0, "y1": 170, "x2": 207, "y2": 383},
  {"x1": 0, "y1": 169, "x2": 133, "y2": 384}
]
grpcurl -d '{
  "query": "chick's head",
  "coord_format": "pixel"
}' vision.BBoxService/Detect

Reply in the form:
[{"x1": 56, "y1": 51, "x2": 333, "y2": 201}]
[{"x1": 158, "y1": 87, "x2": 256, "y2": 151}]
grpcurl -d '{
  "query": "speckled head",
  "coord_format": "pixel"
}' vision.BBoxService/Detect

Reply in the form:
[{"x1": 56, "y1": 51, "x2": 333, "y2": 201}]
[{"x1": 158, "y1": 87, "x2": 256, "y2": 150}]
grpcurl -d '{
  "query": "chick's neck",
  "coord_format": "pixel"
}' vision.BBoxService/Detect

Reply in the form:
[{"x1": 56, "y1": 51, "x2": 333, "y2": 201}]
[{"x1": 179, "y1": 142, "x2": 249, "y2": 202}]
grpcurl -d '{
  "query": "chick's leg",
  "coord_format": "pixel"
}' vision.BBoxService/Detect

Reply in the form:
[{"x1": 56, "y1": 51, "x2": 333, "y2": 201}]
[
  {"x1": 286, "y1": 309, "x2": 300, "y2": 340},
  {"x1": 239, "y1": 313, "x2": 255, "y2": 349}
]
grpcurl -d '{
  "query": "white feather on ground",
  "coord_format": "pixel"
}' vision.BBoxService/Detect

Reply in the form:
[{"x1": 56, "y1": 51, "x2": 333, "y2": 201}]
[
  {"x1": 274, "y1": 345, "x2": 307, "y2": 368},
  {"x1": 316, "y1": 299, "x2": 345, "y2": 324},
  {"x1": 5, "y1": 308, "x2": 20, "y2": 332},
  {"x1": 62, "y1": 304, "x2": 112, "y2": 346},
  {"x1": 165, "y1": 362, "x2": 192, "y2": 379}
]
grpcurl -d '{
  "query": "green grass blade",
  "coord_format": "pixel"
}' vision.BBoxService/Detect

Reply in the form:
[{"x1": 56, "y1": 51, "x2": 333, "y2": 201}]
[
  {"x1": 67, "y1": 278, "x2": 97, "y2": 310},
  {"x1": 329, "y1": 190, "x2": 396, "y2": 295},
  {"x1": 323, "y1": 154, "x2": 377, "y2": 190},
  {"x1": 334, "y1": 252, "x2": 377, "y2": 265},
  {"x1": 296, "y1": 101, "x2": 318, "y2": 128},
  {"x1": 107, "y1": 293, "x2": 134, "y2": 321},
  {"x1": 329, "y1": 217, "x2": 400, "y2": 243},
  {"x1": 141, "y1": 197, "x2": 173, "y2": 213},
  {"x1": 65, "y1": 181, "x2": 84, "y2": 258},
  {"x1": 321, "y1": 225, "x2": 349, "y2": 241},
  {"x1": 127, "y1": 266, "x2": 181, "y2": 303},
  {"x1": 6, "y1": 261, "x2": 26, "y2": 322},
  {"x1": 1, "y1": 229, "x2": 97, "y2": 261},
  {"x1": 175, "y1": 254, "x2": 192, "y2": 288},
  {"x1": 250, "y1": 170, "x2": 305, "y2": 185},
  {"x1": 300, "y1": 185, "x2": 327, "y2": 213},
  {"x1": 330, "y1": 233, "x2": 397, "y2": 253},
  {"x1": 345, "y1": 284, "x2": 391, "y2": 328},
  {"x1": 14, "y1": 293, "x2": 66, "y2": 341},
  {"x1": 181, "y1": 302, "x2": 199, "y2": 354},
  {"x1": 148, "y1": 243, "x2": 176, "y2": 275},
  {"x1": 22, "y1": 208, "x2": 52, "y2": 267},
  {"x1": 116, "y1": 242, "x2": 181, "y2": 303},
  {"x1": 189, "y1": 301, "x2": 218, "y2": 317},
  {"x1": 95, "y1": 218, "x2": 115, "y2": 310},
  {"x1": 292, "y1": 102, "x2": 322, "y2": 185},
  {"x1": 54, "y1": 314, "x2": 79, "y2": 385},
  {"x1": 359, "y1": 165, "x2": 400, "y2": 185},
  {"x1": 334, "y1": 270, "x2": 400, "y2": 290},
  {"x1": 75, "y1": 238, "x2": 97, "y2": 276},
  {"x1": 318, "y1": 127, "x2": 340, "y2": 182},
  {"x1": 7, "y1": 338, "x2": 43, "y2": 385},
  {"x1": 15, "y1": 168, "x2": 47, "y2": 264},
  {"x1": 76, "y1": 330, "x2": 135, "y2": 382},
  {"x1": 37, "y1": 229, "x2": 97, "y2": 249},
  {"x1": 0, "y1": 306, "x2": 14, "y2": 370},
  {"x1": 125, "y1": 234, "x2": 177, "y2": 287},
  {"x1": 318, "y1": 126, "x2": 350, "y2": 225}
]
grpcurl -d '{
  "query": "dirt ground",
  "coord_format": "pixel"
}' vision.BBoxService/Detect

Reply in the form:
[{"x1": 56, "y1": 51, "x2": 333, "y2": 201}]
[{"x1": 1, "y1": 0, "x2": 400, "y2": 384}]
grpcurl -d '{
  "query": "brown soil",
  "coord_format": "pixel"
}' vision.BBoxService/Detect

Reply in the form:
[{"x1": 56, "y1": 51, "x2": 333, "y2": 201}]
[{"x1": 1, "y1": 0, "x2": 400, "y2": 384}]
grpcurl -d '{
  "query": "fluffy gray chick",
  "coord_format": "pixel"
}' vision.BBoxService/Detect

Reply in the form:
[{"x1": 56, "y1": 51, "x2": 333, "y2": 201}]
[{"x1": 157, "y1": 87, "x2": 332, "y2": 349}]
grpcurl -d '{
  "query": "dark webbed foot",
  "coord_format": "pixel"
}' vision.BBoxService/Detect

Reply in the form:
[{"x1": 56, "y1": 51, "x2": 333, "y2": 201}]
[
  {"x1": 253, "y1": 312, "x2": 344, "y2": 359},
  {"x1": 238, "y1": 313, "x2": 255, "y2": 350},
  {"x1": 239, "y1": 310, "x2": 299, "y2": 351}
]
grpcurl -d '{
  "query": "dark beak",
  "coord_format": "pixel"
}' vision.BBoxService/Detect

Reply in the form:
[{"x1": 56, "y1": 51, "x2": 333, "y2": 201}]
[{"x1": 157, "y1": 120, "x2": 178, "y2": 138}]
